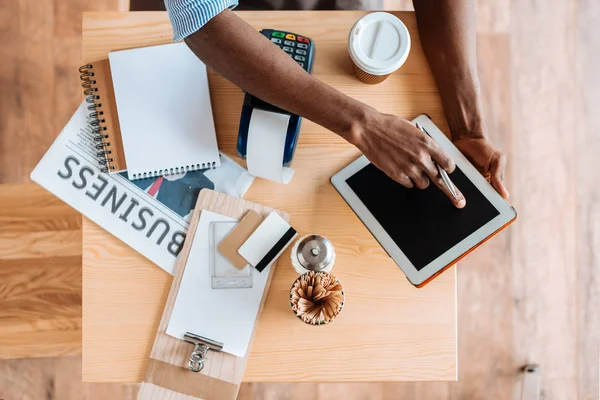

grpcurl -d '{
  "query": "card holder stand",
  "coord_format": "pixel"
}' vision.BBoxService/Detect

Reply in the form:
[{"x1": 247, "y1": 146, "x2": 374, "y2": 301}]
[{"x1": 209, "y1": 221, "x2": 253, "y2": 289}]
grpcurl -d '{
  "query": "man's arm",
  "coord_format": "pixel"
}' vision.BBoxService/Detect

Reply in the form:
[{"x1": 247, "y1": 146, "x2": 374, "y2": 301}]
[
  {"x1": 181, "y1": 8, "x2": 466, "y2": 208},
  {"x1": 413, "y1": 0, "x2": 510, "y2": 199},
  {"x1": 184, "y1": 10, "x2": 365, "y2": 147}
]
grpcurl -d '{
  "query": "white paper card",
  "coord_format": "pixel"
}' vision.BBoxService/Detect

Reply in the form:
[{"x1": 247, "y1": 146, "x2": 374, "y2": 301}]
[
  {"x1": 166, "y1": 210, "x2": 271, "y2": 357},
  {"x1": 238, "y1": 211, "x2": 295, "y2": 270}
]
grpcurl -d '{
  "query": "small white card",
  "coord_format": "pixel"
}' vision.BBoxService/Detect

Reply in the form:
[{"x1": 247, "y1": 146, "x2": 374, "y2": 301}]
[{"x1": 238, "y1": 211, "x2": 297, "y2": 272}]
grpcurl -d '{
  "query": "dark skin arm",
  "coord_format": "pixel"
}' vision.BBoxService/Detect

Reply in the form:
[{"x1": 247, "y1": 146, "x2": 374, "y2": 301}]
[
  {"x1": 185, "y1": 9, "x2": 463, "y2": 207},
  {"x1": 414, "y1": 0, "x2": 509, "y2": 199},
  {"x1": 184, "y1": 4, "x2": 506, "y2": 207}
]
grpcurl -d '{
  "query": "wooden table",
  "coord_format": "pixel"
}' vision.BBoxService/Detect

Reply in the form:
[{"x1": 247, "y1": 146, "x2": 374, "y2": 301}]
[{"x1": 82, "y1": 11, "x2": 457, "y2": 383}]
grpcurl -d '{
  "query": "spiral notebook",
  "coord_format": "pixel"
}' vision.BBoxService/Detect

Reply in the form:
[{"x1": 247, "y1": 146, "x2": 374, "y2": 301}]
[
  {"x1": 79, "y1": 60, "x2": 127, "y2": 173},
  {"x1": 80, "y1": 43, "x2": 221, "y2": 179},
  {"x1": 109, "y1": 43, "x2": 220, "y2": 180}
]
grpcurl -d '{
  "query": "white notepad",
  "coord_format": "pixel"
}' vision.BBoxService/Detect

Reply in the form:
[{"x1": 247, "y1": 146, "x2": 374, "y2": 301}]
[
  {"x1": 109, "y1": 42, "x2": 220, "y2": 180},
  {"x1": 166, "y1": 210, "x2": 271, "y2": 357}
]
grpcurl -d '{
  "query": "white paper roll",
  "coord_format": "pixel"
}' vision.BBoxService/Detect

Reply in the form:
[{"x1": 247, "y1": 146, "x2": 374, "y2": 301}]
[{"x1": 246, "y1": 109, "x2": 295, "y2": 184}]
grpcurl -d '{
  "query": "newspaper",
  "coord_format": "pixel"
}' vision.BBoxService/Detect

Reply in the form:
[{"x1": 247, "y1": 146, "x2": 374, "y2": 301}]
[{"x1": 31, "y1": 101, "x2": 255, "y2": 275}]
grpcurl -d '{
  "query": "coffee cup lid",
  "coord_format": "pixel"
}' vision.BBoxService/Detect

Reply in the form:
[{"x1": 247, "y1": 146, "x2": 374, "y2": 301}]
[{"x1": 348, "y1": 12, "x2": 411, "y2": 76}]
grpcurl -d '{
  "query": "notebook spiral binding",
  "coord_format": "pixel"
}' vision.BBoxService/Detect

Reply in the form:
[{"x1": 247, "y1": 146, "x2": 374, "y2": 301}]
[
  {"x1": 79, "y1": 64, "x2": 113, "y2": 173},
  {"x1": 130, "y1": 161, "x2": 217, "y2": 180}
]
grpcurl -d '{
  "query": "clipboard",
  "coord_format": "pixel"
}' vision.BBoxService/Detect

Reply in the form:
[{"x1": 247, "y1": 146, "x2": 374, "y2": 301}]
[{"x1": 137, "y1": 189, "x2": 289, "y2": 400}]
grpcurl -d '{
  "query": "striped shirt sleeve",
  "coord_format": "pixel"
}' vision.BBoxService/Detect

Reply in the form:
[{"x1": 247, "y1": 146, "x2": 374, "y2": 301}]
[{"x1": 165, "y1": 0, "x2": 239, "y2": 42}]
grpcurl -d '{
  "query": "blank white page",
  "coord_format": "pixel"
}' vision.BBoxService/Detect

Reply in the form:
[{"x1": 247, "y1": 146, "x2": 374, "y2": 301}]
[
  {"x1": 166, "y1": 210, "x2": 271, "y2": 357},
  {"x1": 109, "y1": 42, "x2": 220, "y2": 180}
]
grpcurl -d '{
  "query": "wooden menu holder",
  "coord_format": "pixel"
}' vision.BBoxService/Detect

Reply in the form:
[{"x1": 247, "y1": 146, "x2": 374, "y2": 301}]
[{"x1": 137, "y1": 189, "x2": 289, "y2": 400}]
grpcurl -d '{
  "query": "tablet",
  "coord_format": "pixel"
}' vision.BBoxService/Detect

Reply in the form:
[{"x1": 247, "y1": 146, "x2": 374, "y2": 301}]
[{"x1": 331, "y1": 114, "x2": 517, "y2": 287}]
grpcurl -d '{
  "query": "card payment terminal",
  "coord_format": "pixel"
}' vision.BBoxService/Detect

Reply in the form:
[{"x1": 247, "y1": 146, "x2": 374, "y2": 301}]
[{"x1": 237, "y1": 29, "x2": 315, "y2": 166}]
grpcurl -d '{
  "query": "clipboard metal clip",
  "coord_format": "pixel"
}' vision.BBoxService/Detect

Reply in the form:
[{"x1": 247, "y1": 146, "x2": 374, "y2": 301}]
[{"x1": 183, "y1": 332, "x2": 223, "y2": 373}]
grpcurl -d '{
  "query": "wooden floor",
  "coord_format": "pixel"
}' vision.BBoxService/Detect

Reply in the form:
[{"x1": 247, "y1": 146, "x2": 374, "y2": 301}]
[{"x1": 0, "y1": 0, "x2": 598, "y2": 399}]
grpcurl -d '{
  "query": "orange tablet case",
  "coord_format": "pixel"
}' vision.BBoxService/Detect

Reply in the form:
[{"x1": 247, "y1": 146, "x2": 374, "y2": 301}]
[{"x1": 415, "y1": 212, "x2": 517, "y2": 288}]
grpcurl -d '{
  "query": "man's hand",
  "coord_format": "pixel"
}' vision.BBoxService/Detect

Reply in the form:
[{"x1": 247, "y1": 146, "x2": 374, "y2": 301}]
[
  {"x1": 351, "y1": 111, "x2": 467, "y2": 208},
  {"x1": 453, "y1": 137, "x2": 509, "y2": 199}
]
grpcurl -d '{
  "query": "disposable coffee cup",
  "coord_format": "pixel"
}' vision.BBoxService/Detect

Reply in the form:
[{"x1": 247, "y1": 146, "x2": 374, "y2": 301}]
[{"x1": 348, "y1": 12, "x2": 411, "y2": 84}]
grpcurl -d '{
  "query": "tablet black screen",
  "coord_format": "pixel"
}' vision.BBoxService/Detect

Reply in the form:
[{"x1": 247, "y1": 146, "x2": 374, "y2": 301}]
[{"x1": 346, "y1": 163, "x2": 500, "y2": 270}]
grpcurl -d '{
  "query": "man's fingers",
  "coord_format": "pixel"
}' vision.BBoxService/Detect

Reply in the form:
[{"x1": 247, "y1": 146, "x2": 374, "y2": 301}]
[
  {"x1": 394, "y1": 173, "x2": 414, "y2": 188},
  {"x1": 428, "y1": 140, "x2": 456, "y2": 173},
  {"x1": 408, "y1": 168, "x2": 430, "y2": 189},
  {"x1": 490, "y1": 153, "x2": 510, "y2": 199},
  {"x1": 424, "y1": 162, "x2": 466, "y2": 209},
  {"x1": 413, "y1": 175, "x2": 430, "y2": 189},
  {"x1": 413, "y1": 123, "x2": 456, "y2": 173}
]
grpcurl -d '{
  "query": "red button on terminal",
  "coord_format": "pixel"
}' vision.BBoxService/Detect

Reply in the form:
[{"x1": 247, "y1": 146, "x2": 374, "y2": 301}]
[{"x1": 297, "y1": 36, "x2": 309, "y2": 44}]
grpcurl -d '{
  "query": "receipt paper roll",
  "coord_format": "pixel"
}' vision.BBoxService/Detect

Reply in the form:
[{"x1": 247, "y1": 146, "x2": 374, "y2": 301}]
[{"x1": 246, "y1": 109, "x2": 295, "y2": 184}]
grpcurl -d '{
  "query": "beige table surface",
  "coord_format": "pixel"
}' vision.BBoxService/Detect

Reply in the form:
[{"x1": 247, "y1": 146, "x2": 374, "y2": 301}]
[{"x1": 82, "y1": 11, "x2": 457, "y2": 383}]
